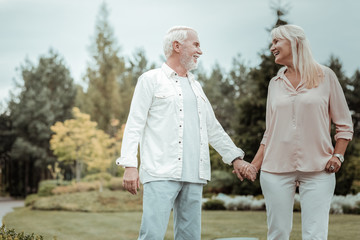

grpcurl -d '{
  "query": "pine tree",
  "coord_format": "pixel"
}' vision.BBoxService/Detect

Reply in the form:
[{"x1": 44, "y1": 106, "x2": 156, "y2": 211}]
[
  {"x1": 326, "y1": 56, "x2": 359, "y2": 195},
  {"x1": 8, "y1": 50, "x2": 76, "y2": 196},
  {"x1": 81, "y1": 2, "x2": 124, "y2": 135}
]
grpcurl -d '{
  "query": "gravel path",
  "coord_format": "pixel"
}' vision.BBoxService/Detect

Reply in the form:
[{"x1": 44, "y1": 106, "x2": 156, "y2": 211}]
[{"x1": 0, "y1": 197, "x2": 25, "y2": 223}]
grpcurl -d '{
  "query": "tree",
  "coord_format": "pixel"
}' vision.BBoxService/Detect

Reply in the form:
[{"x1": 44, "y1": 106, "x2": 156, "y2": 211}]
[
  {"x1": 8, "y1": 50, "x2": 76, "y2": 196},
  {"x1": 0, "y1": 111, "x2": 16, "y2": 194},
  {"x1": 81, "y1": 2, "x2": 124, "y2": 135},
  {"x1": 50, "y1": 108, "x2": 119, "y2": 184},
  {"x1": 117, "y1": 49, "x2": 156, "y2": 124},
  {"x1": 326, "y1": 57, "x2": 359, "y2": 194}
]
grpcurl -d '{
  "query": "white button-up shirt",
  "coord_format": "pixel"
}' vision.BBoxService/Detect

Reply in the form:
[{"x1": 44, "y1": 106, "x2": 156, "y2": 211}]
[{"x1": 116, "y1": 63, "x2": 244, "y2": 183}]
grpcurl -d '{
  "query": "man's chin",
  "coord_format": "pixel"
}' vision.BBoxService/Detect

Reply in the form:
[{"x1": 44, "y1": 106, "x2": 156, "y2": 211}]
[{"x1": 186, "y1": 63, "x2": 198, "y2": 71}]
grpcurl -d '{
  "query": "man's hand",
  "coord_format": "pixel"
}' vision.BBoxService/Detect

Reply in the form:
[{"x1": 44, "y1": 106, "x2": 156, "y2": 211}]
[
  {"x1": 232, "y1": 159, "x2": 258, "y2": 182},
  {"x1": 123, "y1": 167, "x2": 140, "y2": 195}
]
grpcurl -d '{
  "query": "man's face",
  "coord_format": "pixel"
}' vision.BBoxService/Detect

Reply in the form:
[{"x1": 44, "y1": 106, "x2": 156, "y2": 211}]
[{"x1": 179, "y1": 30, "x2": 202, "y2": 71}]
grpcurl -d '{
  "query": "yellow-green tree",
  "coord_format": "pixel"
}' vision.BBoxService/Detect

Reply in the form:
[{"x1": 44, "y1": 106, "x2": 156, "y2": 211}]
[{"x1": 50, "y1": 107, "x2": 118, "y2": 183}]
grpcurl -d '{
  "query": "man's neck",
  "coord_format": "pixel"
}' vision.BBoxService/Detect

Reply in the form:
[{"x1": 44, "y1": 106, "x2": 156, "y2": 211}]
[{"x1": 166, "y1": 59, "x2": 187, "y2": 77}]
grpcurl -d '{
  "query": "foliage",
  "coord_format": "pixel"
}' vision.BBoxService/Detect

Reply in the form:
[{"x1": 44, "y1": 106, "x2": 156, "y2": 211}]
[
  {"x1": 4, "y1": 209, "x2": 360, "y2": 240},
  {"x1": 51, "y1": 182, "x2": 100, "y2": 195},
  {"x1": 6, "y1": 50, "x2": 76, "y2": 196},
  {"x1": 78, "y1": 3, "x2": 124, "y2": 135},
  {"x1": 36, "y1": 180, "x2": 71, "y2": 197},
  {"x1": 0, "y1": 224, "x2": 43, "y2": 240},
  {"x1": 50, "y1": 107, "x2": 119, "y2": 182},
  {"x1": 202, "y1": 199, "x2": 226, "y2": 210},
  {"x1": 326, "y1": 56, "x2": 360, "y2": 195},
  {"x1": 203, "y1": 170, "x2": 235, "y2": 194},
  {"x1": 82, "y1": 172, "x2": 112, "y2": 182},
  {"x1": 30, "y1": 190, "x2": 142, "y2": 212}
]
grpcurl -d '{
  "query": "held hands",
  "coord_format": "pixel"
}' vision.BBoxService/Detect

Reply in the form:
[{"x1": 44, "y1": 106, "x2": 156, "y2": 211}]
[
  {"x1": 123, "y1": 167, "x2": 140, "y2": 195},
  {"x1": 232, "y1": 159, "x2": 258, "y2": 182}
]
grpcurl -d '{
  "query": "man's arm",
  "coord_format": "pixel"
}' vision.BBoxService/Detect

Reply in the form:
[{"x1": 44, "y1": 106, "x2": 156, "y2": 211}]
[{"x1": 116, "y1": 74, "x2": 154, "y2": 194}]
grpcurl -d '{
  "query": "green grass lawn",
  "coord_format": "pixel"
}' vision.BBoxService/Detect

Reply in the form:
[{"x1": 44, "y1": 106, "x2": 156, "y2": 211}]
[{"x1": 3, "y1": 207, "x2": 360, "y2": 240}]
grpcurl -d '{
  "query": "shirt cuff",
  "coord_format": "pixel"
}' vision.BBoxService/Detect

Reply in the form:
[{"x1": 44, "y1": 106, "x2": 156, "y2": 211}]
[
  {"x1": 115, "y1": 156, "x2": 138, "y2": 168},
  {"x1": 226, "y1": 148, "x2": 245, "y2": 165},
  {"x1": 334, "y1": 132, "x2": 353, "y2": 141}
]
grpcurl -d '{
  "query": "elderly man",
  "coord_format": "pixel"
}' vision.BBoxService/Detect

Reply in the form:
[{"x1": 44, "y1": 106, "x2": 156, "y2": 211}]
[{"x1": 116, "y1": 26, "x2": 256, "y2": 240}]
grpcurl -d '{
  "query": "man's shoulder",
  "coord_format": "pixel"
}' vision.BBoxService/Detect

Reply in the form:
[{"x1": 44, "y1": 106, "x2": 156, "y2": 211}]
[{"x1": 140, "y1": 67, "x2": 164, "y2": 81}]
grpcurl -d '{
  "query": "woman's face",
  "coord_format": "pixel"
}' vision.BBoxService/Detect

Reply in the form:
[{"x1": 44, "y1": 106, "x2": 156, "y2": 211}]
[{"x1": 270, "y1": 38, "x2": 293, "y2": 66}]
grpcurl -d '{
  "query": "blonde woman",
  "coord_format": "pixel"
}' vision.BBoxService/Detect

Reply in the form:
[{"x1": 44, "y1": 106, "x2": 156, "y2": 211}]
[{"x1": 250, "y1": 25, "x2": 353, "y2": 240}]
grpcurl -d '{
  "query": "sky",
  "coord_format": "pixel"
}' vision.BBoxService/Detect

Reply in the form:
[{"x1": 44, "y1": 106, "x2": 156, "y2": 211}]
[{"x1": 1, "y1": 0, "x2": 359, "y2": 106}]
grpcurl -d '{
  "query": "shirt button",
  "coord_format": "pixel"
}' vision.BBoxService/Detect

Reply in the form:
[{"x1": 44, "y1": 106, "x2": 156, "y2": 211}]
[
  {"x1": 179, "y1": 94, "x2": 181, "y2": 96},
  {"x1": 179, "y1": 125, "x2": 182, "y2": 127},
  {"x1": 180, "y1": 109, "x2": 182, "y2": 111},
  {"x1": 178, "y1": 158, "x2": 181, "y2": 160},
  {"x1": 179, "y1": 141, "x2": 181, "y2": 144}
]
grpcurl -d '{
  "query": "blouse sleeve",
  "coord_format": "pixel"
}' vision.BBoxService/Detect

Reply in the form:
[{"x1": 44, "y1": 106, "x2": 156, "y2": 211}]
[
  {"x1": 260, "y1": 80, "x2": 274, "y2": 145},
  {"x1": 328, "y1": 68, "x2": 354, "y2": 141}
]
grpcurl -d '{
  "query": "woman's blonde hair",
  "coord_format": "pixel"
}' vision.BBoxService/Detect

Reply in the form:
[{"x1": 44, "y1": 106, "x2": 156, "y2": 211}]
[{"x1": 271, "y1": 24, "x2": 323, "y2": 88}]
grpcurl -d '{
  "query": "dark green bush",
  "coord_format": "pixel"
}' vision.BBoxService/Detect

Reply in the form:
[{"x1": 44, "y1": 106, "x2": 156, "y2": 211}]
[
  {"x1": 37, "y1": 180, "x2": 58, "y2": 197},
  {"x1": 202, "y1": 199, "x2": 226, "y2": 210},
  {"x1": 342, "y1": 203, "x2": 360, "y2": 214},
  {"x1": 204, "y1": 170, "x2": 235, "y2": 194},
  {"x1": 37, "y1": 180, "x2": 70, "y2": 197},
  {"x1": 0, "y1": 224, "x2": 43, "y2": 240}
]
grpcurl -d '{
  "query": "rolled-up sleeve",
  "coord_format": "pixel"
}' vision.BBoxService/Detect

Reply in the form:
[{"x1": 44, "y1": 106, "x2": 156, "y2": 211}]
[{"x1": 328, "y1": 69, "x2": 354, "y2": 141}]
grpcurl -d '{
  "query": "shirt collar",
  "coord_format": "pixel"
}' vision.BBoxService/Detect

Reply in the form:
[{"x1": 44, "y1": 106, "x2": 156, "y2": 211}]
[
  {"x1": 161, "y1": 63, "x2": 196, "y2": 83},
  {"x1": 274, "y1": 66, "x2": 287, "y2": 81}
]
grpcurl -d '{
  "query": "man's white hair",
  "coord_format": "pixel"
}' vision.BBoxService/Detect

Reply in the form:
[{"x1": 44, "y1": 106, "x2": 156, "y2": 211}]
[{"x1": 163, "y1": 26, "x2": 197, "y2": 59}]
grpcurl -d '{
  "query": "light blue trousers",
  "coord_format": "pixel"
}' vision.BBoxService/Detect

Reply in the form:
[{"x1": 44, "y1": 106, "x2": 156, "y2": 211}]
[{"x1": 138, "y1": 181, "x2": 203, "y2": 240}]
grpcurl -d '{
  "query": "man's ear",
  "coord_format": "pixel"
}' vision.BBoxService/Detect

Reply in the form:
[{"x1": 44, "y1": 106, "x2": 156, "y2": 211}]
[{"x1": 172, "y1": 41, "x2": 181, "y2": 53}]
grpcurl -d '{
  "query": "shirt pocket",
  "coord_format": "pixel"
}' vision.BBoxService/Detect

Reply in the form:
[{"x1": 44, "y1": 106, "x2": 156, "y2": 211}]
[{"x1": 151, "y1": 89, "x2": 176, "y2": 112}]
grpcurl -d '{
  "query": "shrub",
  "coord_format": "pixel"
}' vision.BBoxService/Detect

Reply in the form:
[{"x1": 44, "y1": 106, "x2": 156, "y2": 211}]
[
  {"x1": 37, "y1": 180, "x2": 58, "y2": 197},
  {"x1": 203, "y1": 199, "x2": 226, "y2": 210},
  {"x1": 83, "y1": 173, "x2": 112, "y2": 182},
  {"x1": 331, "y1": 193, "x2": 360, "y2": 214},
  {"x1": 204, "y1": 170, "x2": 234, "y2": 194},
  {"x1": 51, "y1": 182, "x2": 100, "y2": 195},
  {"x1": 213, "y1": 193, "x2": 265, "y2": 211},
  {"x1": 37, "y1": 180, "x2": 70, "y2": 197},
  {"x1": 24, "y1": 194, "x2": 39, "y2": 207},
  {"x1": 0, "y1": 224, "x2": 43, "y2": 240},
  {"x1": 107, "y1": 177, "x2": 124, "y2": 191}
]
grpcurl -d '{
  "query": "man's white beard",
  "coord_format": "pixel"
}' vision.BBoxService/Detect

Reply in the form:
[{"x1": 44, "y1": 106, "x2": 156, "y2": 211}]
[{"x1": 180, "y1": 52, "x2": 198, "y2": 71}]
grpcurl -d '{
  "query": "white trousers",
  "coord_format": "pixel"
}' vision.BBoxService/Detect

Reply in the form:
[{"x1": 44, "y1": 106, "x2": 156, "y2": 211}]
[
  {"x1": 260, "y1": 170, "x2": 335, "y2": 240},
  {"x1": 138, "y1": 181, "x2": 203, "y2": 240}
]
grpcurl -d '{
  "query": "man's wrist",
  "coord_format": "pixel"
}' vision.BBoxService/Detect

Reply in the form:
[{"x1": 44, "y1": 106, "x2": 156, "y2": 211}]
[{"x1": 231, "y1": 157, "x2": 243, "y2": 164}]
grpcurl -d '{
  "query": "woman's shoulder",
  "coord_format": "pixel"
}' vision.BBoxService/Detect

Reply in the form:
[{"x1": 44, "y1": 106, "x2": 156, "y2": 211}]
[{"x1": 269, "y1": 66, "x2": 286, "y2": 84}]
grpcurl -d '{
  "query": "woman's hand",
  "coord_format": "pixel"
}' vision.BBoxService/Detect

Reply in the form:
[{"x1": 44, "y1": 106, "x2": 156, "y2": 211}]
[
  {"x1": 325, "y1": 156, "x2": 342, "y2": 173},
  {"x1": 232, "y1": 159, "x2": 258, "y2": 181}
]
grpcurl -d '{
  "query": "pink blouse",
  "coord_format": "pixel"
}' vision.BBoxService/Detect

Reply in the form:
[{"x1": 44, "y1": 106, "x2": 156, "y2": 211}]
[{"x1": 261, "y1": 65, "x2": 353, "y2": 173}]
